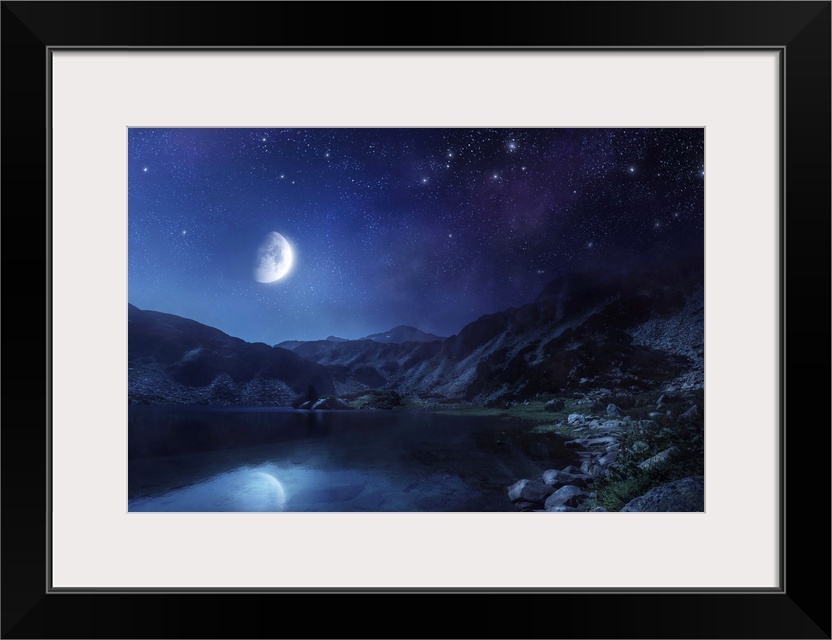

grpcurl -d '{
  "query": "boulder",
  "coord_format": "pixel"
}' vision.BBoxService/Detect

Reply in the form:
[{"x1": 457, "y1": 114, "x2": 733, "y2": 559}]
[
  {"x1": 638, "y1": 447, "x2": 678, "y2": 472},
  {"x1": 620, "y1": 476, "x2": 704, "y2": 512},
  {"x1": 311, "y1": 396, "x2": 351, "y2": 410},
  {"x1": 565, "y1": 436, "x2": 619, "y2": 449},
  {"x1": 507, "y1": 479, "x2": 554, "y2": 505},
  {"x1": 542, "y1": 469, "x2": 589, "y2": 489},
  {"x1": 544, "y1": 485, "x2": 591, "y2": 510},
  {"x1": 588, "y1": 419, "x2": 628, "y2": 432},
  {"x1": 567, "y1": 413, "x2": 587, "y2": 425},
  {"x1": 680, "y1": 405, "x2": 700, "y2": 421},
  {"x1": 606, "y1": 403, "x2": 624, "y2": 416}
]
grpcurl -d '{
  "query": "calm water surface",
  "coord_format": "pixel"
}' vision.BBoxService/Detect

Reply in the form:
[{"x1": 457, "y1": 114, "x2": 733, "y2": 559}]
[{"x1": 128, "y1": 406, "x2": 577, "y2": 512}]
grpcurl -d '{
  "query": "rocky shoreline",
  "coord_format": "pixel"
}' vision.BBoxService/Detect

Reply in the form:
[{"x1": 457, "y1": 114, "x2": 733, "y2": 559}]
[
  {"x1": 228, "y1": 386, "x2": 707, "y2": 513},
  {"x1": 506, "y1": 395, "x2": 705, "y2": 512}
]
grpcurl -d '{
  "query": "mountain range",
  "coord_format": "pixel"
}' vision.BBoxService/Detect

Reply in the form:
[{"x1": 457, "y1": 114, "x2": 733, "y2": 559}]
[{"x1": 128, "y1": 256, "x2": 703, "y2": 406}]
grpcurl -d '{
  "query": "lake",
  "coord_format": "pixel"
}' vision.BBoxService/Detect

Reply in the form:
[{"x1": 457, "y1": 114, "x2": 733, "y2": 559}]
[{"x1": 128, "y1": 406, "x2": 577, "y2": 512}]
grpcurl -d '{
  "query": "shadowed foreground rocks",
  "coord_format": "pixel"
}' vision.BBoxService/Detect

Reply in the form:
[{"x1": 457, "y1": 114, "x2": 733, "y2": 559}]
[{"x1": 620, "y1": 476, "x2": 704, "y2": 512}]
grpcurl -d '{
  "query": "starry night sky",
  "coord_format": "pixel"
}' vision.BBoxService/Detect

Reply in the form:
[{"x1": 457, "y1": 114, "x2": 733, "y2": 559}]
[{"x1": 128, "y1": 128, "x2": 704, "y2": 345}]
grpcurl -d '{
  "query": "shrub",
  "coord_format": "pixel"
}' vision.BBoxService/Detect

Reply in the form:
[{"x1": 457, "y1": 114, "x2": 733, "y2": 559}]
[{"x1": 591, "y1": 393, "x2": 704, "y2": 510}]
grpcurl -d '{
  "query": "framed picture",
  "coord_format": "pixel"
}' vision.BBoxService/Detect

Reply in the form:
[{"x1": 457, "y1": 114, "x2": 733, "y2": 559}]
[
  {"x1": 3, "y1": 2, "x2": 829, "y2": 638},
  {"x1": 124, "y1": 124, "x2": 707, "y2": 518}
]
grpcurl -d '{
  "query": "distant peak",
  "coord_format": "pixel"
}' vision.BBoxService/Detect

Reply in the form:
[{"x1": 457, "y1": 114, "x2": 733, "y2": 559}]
[{"x1": 363, "y1": 325, "x2": 445, "y2": 344}]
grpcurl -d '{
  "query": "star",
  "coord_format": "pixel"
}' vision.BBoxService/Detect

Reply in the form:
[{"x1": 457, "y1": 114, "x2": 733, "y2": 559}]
[{"x1": 127, "y1": 127, "x2": 703, "y2": 348}]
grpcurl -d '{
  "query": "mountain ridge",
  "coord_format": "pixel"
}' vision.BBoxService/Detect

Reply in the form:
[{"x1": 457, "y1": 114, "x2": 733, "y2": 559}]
[
  {"x1": 128, "y1": 304, "x2": 334, "y2": 405},
  {"x1": 128, "y1": 255, "x2": 703, "y2": 406},
  {"x1": 278, "y1": 255, "x2": 703, "y2": 402}
]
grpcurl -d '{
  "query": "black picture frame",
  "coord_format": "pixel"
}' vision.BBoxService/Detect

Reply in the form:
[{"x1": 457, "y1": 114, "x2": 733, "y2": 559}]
[{"x1": 2, "y1": 2, "x2": 829, "y2": 638}]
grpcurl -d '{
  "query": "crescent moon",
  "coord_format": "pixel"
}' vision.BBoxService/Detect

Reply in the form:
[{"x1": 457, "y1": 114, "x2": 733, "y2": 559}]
[{"x1": 254, "y1": 232, "x2": 294, "y2": 283}]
